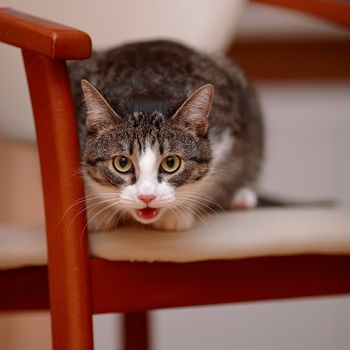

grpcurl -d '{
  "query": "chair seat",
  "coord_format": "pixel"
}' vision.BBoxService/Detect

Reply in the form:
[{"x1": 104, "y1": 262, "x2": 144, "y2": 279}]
[{"x1": 1, "y1": 207, "x2": 349, "y2": 270}]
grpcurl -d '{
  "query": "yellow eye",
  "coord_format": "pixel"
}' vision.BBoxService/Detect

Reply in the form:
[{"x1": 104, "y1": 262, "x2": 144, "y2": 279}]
[
  {"x1": 161, "y1": 155, "x2": 181, "y2": 173},
  {"x1": 113, "y1": 156, "x2": 133, "y2": 173}
]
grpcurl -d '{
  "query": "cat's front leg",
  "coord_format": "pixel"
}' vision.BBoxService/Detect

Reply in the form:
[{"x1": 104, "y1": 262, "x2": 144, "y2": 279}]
[{"x1": 151, "y1": 209, "x2": 195, "y2": 231}]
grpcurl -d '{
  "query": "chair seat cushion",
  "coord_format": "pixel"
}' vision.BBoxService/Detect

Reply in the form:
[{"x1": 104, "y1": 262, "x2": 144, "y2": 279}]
[{"x1": 1, "y1": 207, "x2": 350, "y2": 269}]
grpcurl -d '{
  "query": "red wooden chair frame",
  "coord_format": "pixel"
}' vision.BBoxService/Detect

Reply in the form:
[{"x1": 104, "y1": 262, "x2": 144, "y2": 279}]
[{"x1": 0, "y1": 2, "x2": 350, "y2": 350}]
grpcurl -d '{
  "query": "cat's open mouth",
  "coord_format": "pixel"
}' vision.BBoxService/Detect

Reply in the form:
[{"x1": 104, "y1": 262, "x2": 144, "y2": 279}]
[{"x1": 137, "y1": 207, "x2": 160, "y2": 221}]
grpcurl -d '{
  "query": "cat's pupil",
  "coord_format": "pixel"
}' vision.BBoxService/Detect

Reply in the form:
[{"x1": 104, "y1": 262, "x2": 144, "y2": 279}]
[
  {"x1": 119, "y1": 156, "x2": 128, "y2": 168},
  {"x1": 166, "y1": 156, "x2": 175, "y2": 168}
]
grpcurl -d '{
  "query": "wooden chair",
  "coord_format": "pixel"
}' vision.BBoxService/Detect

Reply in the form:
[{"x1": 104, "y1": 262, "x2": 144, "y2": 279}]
[{"x1": 0, "y1": 2, "x2": 350, "y2": 349}]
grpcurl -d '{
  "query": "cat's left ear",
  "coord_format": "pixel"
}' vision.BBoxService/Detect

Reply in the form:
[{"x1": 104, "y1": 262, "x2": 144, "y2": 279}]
[
  {"x1": 81, "y1": 79, "x2": 123, "y2": 133},
  {"x1": 172, "y1": 84, "x2": 214, "y2": 137}
]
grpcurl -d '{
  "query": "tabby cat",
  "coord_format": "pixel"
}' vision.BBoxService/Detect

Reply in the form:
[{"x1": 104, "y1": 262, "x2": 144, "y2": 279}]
[{"x1": 69, "y1": 40, "x2": 263, "y2": 231}]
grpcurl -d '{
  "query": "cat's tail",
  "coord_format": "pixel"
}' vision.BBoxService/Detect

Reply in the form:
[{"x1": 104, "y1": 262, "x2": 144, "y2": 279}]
[{"x1": 257, "y1": 195, "x2": 337, "y2": 208}]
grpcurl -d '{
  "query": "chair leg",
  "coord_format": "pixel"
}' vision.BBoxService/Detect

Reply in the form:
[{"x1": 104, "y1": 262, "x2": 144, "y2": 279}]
[{"x1": 122, "y1": 312, "x2": 150, "y2": 350}]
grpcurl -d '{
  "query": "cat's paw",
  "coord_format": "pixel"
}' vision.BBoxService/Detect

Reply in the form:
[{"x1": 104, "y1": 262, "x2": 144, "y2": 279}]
[
  {"x1": 151, "y1": 210, "x2": 195, "y2": 231},
  {"x1": 232, "y1": 187, "x2": 257, "y2": 210}
]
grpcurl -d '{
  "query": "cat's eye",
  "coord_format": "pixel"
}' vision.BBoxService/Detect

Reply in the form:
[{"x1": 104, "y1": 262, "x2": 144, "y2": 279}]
[
  {"x1": 113, "y1": 155, "x2": 133, "y2": 173},
  {"x1": 161, "y1": 155, "x2": 181, "y2": 173}
]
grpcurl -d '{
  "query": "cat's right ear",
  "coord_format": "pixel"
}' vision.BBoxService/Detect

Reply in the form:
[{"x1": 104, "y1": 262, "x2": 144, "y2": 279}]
[{"x1": 81, "y1": 79, "x2": 123, "y2": 133}]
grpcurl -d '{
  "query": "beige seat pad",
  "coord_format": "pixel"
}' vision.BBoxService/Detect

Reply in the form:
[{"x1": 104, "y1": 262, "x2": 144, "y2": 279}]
[{"x1": 1, "y1": 207, "x2": 349, "y2": 269}]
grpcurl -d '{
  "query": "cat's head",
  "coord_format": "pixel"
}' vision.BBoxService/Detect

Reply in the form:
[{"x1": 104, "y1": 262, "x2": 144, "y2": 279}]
[{"x1": 81, "y1": 79, "x2": 214, "y2": 226}]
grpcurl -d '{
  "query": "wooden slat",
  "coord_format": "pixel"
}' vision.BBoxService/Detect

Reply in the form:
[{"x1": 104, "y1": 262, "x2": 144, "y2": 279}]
[
  {"x1": 122, "y1": 312, "x2": 150, "y2": 350},
  {"x1": 90, "y1": 255, "x2": 350, "y2": 313},
  {"x1": 0, "y1": 7, "x2": 91, "y2": 59},
  {"x1": 1, "y1": 255, "x2": 349, "y2": 313},
  {"x1": 228, "y1": 38, "x2": 350, "y2": 80},
  {"x1": 0, "y1": 266, "x2": 49, "y2": 312},
  {"x1": 253, "y1": 0, "x2": 350, "y2": 29}
]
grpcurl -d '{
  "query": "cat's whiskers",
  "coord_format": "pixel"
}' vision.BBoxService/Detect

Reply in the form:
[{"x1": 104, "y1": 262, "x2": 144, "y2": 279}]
[
  {"x1": 82, "y1": 195, "x2": 121, "y2": 216},
  {"x1": 176, "y1": 192, "x2": 221, "y2": 209},
  {"x1": 175, "y1": 191, "x2": 224, "y2": 212},
  {"x1": 56, "y1": 195, "x2": 93, "y2": 228},
  {"x1": 151, "y1": 198, "x2": 174, "y2": 207},
  {"x1": 172, "y1": 200, "x2": 207, "y2": 228},
  {"x1": 70, "y1": 166, "x2": 87, "y2": 179},
  {"x1": 176, "y1": 198, "x2": 208, "y2": 217},
  {"x1": 59, "y1": 192, "x2": 120, "y2": 223},
  {"x1": 62, "y1": 195, "x2": 117, "y2": 234},
  {"x1": 180, "y1": 204, "x2": 207, "y2": 228},
  {"x1": 61, "y1": 191, "x2": 120, "y2": 228},
  {"x1": 167, "y1": 203, "x2": 185, "y2": 223},
  {"x1": 176, "y1": 193, "x2": 217, "y2": 223},
  {"x1": 73, "y1": 198, "x2": 117, "y2": 233},
  {"x1": 75, "y1": 198, "x2": 122, "y2": 245},
  {"x1": 103, "y1": 203, "x2": 125, "y2": 230},
  {"x1": 100, "y1": 205, "x2": 122, "y2": 232},
  {"x1": 114, "y1": 208, "x2": 128, "y2": 228},
  {"x1": 104, "y1": 206, "x2": 126, "y2": 231},
  {"x1": 82, "y1": 198, "x2": 124, "y2": 235},
  {"x1": 176, "y1": 196, "x2": 220, "y2": 218},
  {"x1": 121, "y1": 210, "x2": 129, "y2": 227},
  {"x1": 167, "y1": 202, "x2": 195, "y2": 227}
]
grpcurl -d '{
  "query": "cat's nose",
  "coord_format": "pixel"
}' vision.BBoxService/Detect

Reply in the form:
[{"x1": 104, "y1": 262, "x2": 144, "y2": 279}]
[{"x1": 138, "y1": 194, "x2": 156, "y2": 205}]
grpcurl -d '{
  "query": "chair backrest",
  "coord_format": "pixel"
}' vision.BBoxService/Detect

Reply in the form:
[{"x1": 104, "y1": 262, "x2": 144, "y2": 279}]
[{"x1": 253, "y1": 0, "x2": 350, "y2": 29}]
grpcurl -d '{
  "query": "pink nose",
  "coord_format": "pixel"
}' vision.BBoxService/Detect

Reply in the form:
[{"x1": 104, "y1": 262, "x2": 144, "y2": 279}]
[{"x1": 138, "y1": 194, "x2": 156, "y2": 205}]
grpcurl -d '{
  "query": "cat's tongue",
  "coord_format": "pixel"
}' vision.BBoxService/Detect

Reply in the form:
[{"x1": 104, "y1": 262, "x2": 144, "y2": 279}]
[{"x1": 138, "y1": 207, "x2": 159, "y2": 220}]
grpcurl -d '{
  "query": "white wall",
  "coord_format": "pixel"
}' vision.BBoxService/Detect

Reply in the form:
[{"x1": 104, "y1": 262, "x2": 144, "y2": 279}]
[
  {"x1": 258, "y1": 82, "x2": 350, "y2": 204},
  {"x1": 154, "y1": 296, "x2": 350, "y2": 350}
]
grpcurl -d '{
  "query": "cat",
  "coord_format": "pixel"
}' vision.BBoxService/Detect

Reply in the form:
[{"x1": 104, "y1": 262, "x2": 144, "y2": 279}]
[{"x1": 69, "y1": 40, "x2": 264, "y2": 232}]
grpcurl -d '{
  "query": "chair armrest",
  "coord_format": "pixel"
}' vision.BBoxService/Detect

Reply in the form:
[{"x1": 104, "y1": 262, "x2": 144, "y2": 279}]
[{"x1": 0, "y1": 6, "x2": 91, "y2": 59}]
